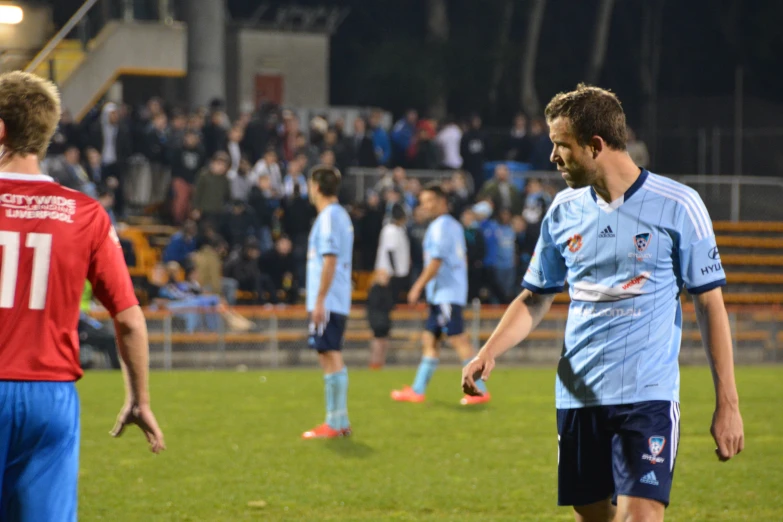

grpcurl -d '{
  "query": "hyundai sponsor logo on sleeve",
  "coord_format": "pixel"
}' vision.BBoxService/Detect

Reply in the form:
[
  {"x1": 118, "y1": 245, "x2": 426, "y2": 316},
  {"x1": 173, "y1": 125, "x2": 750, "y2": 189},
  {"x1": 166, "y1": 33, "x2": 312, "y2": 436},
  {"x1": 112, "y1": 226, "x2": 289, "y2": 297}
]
[{"x1": 708, "y1": 246, "x2": 720, "y2": 260}]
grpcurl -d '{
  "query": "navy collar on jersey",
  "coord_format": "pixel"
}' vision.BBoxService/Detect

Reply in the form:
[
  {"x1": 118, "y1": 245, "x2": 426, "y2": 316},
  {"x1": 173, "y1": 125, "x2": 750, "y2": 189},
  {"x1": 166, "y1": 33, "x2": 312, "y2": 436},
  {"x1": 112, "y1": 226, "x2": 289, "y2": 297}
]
[
  {"x1": 0, "y1": 172, "x2": 54, "y2": 182},
  {"x1": 590, "y1": 168, "x2": 648, "y2": 209}
]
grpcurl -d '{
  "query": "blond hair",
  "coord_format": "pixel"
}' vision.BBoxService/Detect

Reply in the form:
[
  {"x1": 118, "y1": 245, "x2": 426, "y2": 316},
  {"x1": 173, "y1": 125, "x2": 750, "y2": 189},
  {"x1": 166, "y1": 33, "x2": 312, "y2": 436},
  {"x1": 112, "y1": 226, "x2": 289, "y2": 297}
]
[{"x1": 0, "y1": 71, "x2": 61, "y2": 158}]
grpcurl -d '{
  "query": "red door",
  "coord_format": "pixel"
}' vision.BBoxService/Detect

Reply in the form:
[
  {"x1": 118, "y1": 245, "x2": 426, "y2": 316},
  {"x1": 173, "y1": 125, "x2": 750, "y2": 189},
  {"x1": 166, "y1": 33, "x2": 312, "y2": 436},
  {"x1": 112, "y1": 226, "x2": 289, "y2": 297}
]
[{"x1": 255, "y1": 75, "x2": 284, "y2": 106}]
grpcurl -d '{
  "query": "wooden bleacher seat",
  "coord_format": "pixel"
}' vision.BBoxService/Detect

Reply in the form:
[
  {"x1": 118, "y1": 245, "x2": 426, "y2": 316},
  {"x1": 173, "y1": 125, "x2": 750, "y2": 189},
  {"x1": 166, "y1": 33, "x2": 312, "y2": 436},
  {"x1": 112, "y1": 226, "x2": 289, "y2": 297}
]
[
  {"x1": 720, "y1": 254, "x2": 783, "y2": 266},
  {"x1": 712, "y1": 221, "x2": 783, "y2": 233},
  {"x1": 726, "y1": 272, "x2": 783, "y2": 284},
  {"x1": 716, "y1": 236, "x2": 783, "y2": 249}
]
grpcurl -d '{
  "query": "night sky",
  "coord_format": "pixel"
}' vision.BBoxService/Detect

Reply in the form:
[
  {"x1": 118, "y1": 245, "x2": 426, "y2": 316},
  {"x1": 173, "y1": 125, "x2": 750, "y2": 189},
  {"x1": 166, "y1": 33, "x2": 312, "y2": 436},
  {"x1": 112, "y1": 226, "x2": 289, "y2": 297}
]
[{"x1": 47, "y1": 0, "x2": 783, "y2": 126}]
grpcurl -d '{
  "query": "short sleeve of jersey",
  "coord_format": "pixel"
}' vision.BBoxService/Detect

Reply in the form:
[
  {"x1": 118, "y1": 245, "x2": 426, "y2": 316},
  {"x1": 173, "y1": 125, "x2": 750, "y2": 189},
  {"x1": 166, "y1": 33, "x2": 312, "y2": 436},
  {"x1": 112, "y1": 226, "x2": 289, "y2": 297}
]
[
  {"x1": 675, "y1": 191, "x2": 726, "y2": 294},
  {"x1": 317, "y1": 207, "x2": 340, "y2": 256},
  {"x1": 522, "y1": 212, "x2": 566, "y2": 294},
  {"x1": 424, "y1": 219, "x2": 450, "y2": 260},
  {"x1": 87, "y1": 211, "x2": 139, "y2": 316}
]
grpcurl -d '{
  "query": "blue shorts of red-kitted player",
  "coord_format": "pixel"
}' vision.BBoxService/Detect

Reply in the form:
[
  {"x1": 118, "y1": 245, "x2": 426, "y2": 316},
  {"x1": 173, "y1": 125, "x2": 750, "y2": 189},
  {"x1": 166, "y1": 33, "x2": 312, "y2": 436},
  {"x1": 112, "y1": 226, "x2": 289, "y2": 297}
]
[
  {"x1": 424, "y1": 303, "x2": 464, "y2": 338},
  {"x1": 0, "y1": 381, "x2": 80, "y2": 521},
  {"x1": 308, "y1": 311, "x2": 348, "y2": 352},
  {"x1": 557, "y1": 400, "x2": 680, "y2": 508}
]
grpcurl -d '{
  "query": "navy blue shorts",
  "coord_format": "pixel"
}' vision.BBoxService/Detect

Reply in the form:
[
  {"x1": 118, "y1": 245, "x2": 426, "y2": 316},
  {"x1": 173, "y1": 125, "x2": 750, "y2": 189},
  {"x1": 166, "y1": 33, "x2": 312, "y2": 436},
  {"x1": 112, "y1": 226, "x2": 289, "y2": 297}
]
[
  {"x1": 557, "y1": 401, "x2": 680, "y2": 508},
  {"x1": 0, "y1": 381, "x2": 80, "y2": 521},
  {"x1": 424, "y1": 303, "x2": 464, "y2": 337},
  {"x1": 308, "y1": 311, "x2": 348, "y2": 352}
]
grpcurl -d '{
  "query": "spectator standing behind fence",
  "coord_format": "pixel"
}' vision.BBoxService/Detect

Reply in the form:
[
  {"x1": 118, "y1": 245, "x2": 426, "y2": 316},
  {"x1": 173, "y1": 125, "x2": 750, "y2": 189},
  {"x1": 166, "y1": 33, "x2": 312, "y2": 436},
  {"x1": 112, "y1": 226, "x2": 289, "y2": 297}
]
[
  {"x1": 493, "y1": 208, "x2": 518, "y2": 303},
  {"x1": 170, "y1": 131, "x2": 205, "y2": 224},
  {"x1": 247, "y1": 174, "x2": 277, "y2": 252},
  {"x1": 367, "y1": 269, "x2": 395, "y2": 370},
  {"x1": 283, "y1": 154, "x2": 309, "y2": 199},
  {"x1": 193, "y1": 152, "x2": 232, "y2": 223},
  {"x1": 407, "y1": 204, "x2": 429, "y2": 284},
  {"x1": 163, "y1": 219, "x2": 198, "y2": 265},
  {"x1": 461, "y1": 114, "x2": 487, "y2": 192},
  {"x1": 227, "y1": 157, "x2": 256, "y2": 202},
  {"x1": 359, "y1": 191, "x2": 384, "y2": 270},
  {"x1": 259, "y1": 236, "x2": 299, "y2": 304},
  {"x1": 478, "y1": 164, "x2": 523, "y2": 214},
  {"x1": 225, "y1": 125, "x2": 244, "y2": 172},
  {"x1": 144, "y1": 112, "x2": 170, "y2": 205},
  {"x1": 528, "y1": 118, "x2": 553, "y2": 171},
  {"x1": 507, "y1": 113, "x2": 532, "y2": 163},
  {"x1": 352, "y1": 118, "x2": 378, "y2": 167},
  {"x1": 411, "y1": 120, "x2": 440, "y2": 170},
  {"x1": 223, "y1": 237, "x2": 264, "y2": 303},
  {"x1": 461, "y1": 209, "x2": 485, "y2": 301},
  {"x1": 436, "y1": 117, "x2": 463, "y2": 170},
  {"x1": 474, "y1": 200, "x2": 505, "y2": 303},
  {"x1": 520, "y1": 178, "x2": 552, "y2": 258},
  {"x1": 91, "y1": 102, "x2": 132, "y2": 216},
  {"x1": 295, "y1": 132, "x2": 320, "y2": 171},
  {"x1": 252, "y1": 148, "x2": 283, "y2": 197},
  {"x1": 391, "y1": 109, "x2": 418, "y2": 167},
  {"x1": 626, "y1": 126, "x2": 650, "y2": 168},
  {"x1": 370, "y1": 110, "x2": 391, "y2": 166},
  {"x1": 282, "y1": 183, "x2": 316, "y2": 291},
  {"x1": 202, "y1": 108, "x2": 229, "y2": 159},
  {"x1": 375, "y1": 203, "x2": 411, "y2": 303},
  {"x1": 220, "y1": 200, "x2": 260, "y2": 252}
]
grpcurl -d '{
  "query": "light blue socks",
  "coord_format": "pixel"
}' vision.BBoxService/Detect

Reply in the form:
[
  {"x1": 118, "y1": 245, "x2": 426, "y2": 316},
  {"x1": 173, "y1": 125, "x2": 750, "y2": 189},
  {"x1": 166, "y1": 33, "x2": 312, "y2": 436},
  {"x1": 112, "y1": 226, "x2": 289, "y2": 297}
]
[
  {"x1": 412, "y1": 356, "x2": 439, "y2": 395},
  {"x1": 325, "y1": 367, "x2": 349, "y2": 430}
]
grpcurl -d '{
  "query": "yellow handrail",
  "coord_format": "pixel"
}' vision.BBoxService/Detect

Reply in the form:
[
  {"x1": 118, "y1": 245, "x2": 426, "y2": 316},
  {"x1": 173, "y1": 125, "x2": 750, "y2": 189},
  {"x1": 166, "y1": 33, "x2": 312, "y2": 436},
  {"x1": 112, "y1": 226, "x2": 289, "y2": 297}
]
[{"x1": 25, "y1": 0, "x2": 100, "y2": 75}]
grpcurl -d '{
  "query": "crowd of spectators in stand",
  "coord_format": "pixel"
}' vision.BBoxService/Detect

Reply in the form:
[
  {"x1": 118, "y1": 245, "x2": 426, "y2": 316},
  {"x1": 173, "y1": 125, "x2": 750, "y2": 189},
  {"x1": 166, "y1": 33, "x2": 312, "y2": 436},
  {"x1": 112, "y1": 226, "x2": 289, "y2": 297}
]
[{"x1": 43, "y1": 97, "x2": 647, "y2": 315}]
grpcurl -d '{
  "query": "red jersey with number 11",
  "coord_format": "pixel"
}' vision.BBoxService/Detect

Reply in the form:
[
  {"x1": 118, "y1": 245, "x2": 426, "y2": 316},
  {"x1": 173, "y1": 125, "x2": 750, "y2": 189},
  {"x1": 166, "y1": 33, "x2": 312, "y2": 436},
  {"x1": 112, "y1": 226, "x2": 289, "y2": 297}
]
[{"x1": 0, "y1": 173, "x2": 138, "y2": 381}]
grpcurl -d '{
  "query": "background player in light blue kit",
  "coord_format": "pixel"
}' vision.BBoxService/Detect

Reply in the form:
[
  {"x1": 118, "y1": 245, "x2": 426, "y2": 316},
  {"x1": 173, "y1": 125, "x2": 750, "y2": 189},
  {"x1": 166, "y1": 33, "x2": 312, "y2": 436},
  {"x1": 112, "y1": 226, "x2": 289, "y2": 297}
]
[
  {"x1": 301, "y1": 166, "x2": 354, "y2": 439},
  {"x1": 392, "y1": 182, "x2": 490, "y2": 405},
  {"x1": 463, "y1": 84, "x2": 744, "y2": 522}
]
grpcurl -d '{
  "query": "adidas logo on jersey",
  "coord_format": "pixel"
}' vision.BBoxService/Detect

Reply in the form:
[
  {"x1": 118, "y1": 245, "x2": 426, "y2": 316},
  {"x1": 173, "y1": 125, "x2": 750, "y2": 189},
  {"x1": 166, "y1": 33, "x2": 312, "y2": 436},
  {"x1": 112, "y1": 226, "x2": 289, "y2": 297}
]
[
  {"x1": 598, "y1": 225, "x2": 615, "y2": 238},
  {"x1": 640, "y1": 471, "x2": 659, "y2": 486}
]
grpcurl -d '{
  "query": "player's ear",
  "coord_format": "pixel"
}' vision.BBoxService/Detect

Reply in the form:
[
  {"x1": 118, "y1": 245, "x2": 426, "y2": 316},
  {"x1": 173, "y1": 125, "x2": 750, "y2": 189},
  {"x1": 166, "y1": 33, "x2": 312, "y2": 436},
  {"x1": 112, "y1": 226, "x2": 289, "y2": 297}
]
[{"x1": 590, "y1": 136, "x2": 604, "y2": 159}]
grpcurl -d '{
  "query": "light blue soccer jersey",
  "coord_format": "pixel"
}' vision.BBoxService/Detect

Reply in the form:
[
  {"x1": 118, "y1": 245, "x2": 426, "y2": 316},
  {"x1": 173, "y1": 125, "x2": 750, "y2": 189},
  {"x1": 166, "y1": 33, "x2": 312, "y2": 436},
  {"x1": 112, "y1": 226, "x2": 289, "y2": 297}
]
[
  {"x1": 522, "y1": 170, "x2": 726, "y2": 409},
  {"x1": 306, "y1": 203, "x2": 354, "y2": 315},
  {"x1": 423, "y1": 213, "x2": 468, "y2": 306}
]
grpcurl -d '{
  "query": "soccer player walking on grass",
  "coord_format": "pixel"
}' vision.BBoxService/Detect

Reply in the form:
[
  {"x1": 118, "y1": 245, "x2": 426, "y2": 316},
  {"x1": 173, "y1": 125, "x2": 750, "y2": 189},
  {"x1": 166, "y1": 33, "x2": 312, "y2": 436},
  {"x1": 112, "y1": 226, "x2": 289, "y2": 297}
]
[
  {"x1": 392, "y1": 182, "x2": 490, "y2": 406},
  {"x1": 301, "y1": 166, "x2": 354, "y2": 439},
  {"x1": 0, "y1": 72, "x2": 164, "y2": 521},
  {"x1": 463, "y1": 84, "x2": 744, "y2": 522}
]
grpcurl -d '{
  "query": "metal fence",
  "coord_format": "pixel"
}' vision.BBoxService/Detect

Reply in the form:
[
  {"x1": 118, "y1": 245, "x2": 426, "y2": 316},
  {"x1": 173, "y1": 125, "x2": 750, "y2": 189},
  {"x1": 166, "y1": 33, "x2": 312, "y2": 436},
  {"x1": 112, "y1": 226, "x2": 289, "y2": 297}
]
[
  {"x1": 346, "y1": 167, "x2": 783, "y2": 222},
  {"x1": 86, "y1": 303, "x2": 782, "y2": 370}
]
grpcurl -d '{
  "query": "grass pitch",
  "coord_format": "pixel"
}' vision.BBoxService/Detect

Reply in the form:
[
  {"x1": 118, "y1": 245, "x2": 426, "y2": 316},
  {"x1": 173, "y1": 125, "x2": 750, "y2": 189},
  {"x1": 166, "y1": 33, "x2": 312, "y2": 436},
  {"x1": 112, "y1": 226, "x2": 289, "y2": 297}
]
[{"x1": 79, "y1": 366, "x2": 783, "y2": 521}]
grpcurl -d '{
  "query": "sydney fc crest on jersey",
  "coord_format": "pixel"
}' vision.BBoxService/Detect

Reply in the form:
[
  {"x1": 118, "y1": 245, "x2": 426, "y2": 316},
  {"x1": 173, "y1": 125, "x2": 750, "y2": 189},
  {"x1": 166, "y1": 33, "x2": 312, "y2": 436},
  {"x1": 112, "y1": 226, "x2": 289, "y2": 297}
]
[
  {"x1": 642, "y1": 436, "x2": 666, "y2": 464},
  {"x1": 629, "y1": 232, "x2": 653, "y2": 261}
]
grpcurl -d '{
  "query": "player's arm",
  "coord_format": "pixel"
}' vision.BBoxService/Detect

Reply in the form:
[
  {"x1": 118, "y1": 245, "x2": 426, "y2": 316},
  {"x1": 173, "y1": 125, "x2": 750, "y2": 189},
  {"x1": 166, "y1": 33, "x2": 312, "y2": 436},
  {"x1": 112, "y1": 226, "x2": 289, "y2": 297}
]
[
  {"x1": 88, "y1": 211, "x2": 165, "y2": 453},
  {"x1": 692, "y1": 287, "x2": 744, "y2": 461},
  {"x1": 411, "y1": 258, "x2": 442, "y2": 292}
]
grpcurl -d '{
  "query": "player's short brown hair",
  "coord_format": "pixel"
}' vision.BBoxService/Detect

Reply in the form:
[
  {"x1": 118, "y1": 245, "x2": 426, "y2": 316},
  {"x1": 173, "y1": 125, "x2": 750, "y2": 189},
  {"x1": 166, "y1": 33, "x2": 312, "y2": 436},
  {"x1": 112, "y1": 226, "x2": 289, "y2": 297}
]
[
  {"x1": 544, "y1": 83, "x2": 626, "y2": 150},
  {"x1": 309, "y1": 165, "x2": 342, "y2": 197},
  {"x1": 0, "y1": 72, "x2": 61, "y2": 158},
  {"x1": 421, "y1": 181, "x2": 447, "y2": 200}
]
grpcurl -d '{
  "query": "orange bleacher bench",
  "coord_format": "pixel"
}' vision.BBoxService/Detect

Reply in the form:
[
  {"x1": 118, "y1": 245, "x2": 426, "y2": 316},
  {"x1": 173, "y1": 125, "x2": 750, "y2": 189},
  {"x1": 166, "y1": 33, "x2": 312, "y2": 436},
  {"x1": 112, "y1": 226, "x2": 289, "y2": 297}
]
[
  {"x1": 716, "y1": 236, "x2": 783, "y2": 249},
  {"x1": 712, "y1": 221, "x2": 783, "y2": 233}
]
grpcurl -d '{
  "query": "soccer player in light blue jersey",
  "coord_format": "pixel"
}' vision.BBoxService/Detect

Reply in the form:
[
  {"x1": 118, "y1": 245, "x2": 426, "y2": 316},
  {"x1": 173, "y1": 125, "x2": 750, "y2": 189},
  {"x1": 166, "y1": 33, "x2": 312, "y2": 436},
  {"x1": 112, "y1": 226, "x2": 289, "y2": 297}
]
[
  {"x1": 301, "y1": 166, "x2": 354, "y2": 439},
  {"x1": 463, "y1": 85, "x2": 744, "y2": 522},
  {"x1": 392, "y1": 182, "x2": 490, "y2": 405}
]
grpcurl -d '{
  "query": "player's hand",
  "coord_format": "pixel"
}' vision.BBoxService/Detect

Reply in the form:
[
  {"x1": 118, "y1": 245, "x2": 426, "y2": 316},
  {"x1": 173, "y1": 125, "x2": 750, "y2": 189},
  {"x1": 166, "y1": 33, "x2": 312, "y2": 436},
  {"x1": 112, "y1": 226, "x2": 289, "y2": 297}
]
[
  {"x1": 461, "y1": 352, "x2": 495, "y2": 396},
  {"x1": 111, "y1": 403, "x2": 166, "y2": 454},
  {"x1": 312, "y1": 299, "x2": 326, "y2": 328},
  {"x1": 710, "y1": 404, "x2": 744, "y2": 462},
  {"x1": 407, "y1": 286, "x2": 421, "y2": 306}
]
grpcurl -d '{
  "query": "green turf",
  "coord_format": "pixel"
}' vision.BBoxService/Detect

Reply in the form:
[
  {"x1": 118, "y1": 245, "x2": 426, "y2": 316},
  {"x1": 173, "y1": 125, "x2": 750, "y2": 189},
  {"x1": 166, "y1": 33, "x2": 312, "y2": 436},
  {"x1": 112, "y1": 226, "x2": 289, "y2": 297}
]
[{"x1": 78, "y1": 366, "x2": 783, "y2": 521}]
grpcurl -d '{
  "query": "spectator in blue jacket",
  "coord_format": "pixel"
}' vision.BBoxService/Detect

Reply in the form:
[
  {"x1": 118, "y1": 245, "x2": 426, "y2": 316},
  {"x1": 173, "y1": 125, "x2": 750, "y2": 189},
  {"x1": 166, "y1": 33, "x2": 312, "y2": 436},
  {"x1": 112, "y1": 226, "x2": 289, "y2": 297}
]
[
  {"x1": 163, "y1": 219, "x2": 199, "y2": 265},
  {"x1": 370, "y1": 110, "x2": 391, "y2": 166},
  {"x1": 474, "y1": 200, "x2": 506, "y2": 303},
  {"x1": 493, "y1": 208, "x2": 518, "y2": 303},
  {"x1": 391, "y1": 109, "x2": 418, "y2": 167}
]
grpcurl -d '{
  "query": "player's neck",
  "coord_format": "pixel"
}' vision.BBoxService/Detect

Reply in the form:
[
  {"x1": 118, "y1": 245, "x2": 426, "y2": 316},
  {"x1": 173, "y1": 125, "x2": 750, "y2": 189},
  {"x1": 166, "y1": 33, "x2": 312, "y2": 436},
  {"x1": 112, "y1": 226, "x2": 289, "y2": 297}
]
[
  {"x1": 315, "y1": 197, "x2": 337, "y2": 213},
  {"x1": 0, "y1": 151, "x2": 42, "y2": 175},
  {"x1": 592, "y1": 153, "x2": 641, "y2": 202}
]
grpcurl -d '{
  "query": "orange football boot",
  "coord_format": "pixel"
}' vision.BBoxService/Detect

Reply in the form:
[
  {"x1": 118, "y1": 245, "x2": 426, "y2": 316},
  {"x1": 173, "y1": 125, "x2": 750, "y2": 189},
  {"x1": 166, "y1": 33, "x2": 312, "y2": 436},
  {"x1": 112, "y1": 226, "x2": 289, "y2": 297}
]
[{"x1": 390, "y1": 386, "x2": 425, "y2": 403}]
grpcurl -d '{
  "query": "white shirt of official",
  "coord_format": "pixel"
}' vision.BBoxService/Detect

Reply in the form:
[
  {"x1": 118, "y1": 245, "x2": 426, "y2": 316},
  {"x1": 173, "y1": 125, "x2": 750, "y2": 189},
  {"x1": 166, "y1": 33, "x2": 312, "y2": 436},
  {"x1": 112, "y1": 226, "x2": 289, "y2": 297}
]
[
  {"x1": 375, "y1": 223, "x2": 410, "y2": 277},
  {"x1": 436, "y1": 124, "x2": 463, "y2": 169}
]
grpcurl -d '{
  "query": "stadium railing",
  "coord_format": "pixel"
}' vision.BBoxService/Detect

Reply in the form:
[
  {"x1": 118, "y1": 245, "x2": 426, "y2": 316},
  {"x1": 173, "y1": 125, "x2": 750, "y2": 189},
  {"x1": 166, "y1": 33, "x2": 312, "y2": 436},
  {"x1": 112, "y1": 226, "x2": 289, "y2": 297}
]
[
  {"x1": 346, "y1": 168, "x2": 783, "y2": 222},
  {"x1": 87, "y1": 301, "x2": 783, "y2": 370}
]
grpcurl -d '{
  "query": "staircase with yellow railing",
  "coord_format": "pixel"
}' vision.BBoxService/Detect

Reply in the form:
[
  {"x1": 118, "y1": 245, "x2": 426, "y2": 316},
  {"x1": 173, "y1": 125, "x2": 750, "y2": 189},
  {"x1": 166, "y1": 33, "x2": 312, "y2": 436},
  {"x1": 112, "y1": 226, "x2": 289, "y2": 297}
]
[{"x1": 29, "y1": 39, "x2": 90, "y2": 86}]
